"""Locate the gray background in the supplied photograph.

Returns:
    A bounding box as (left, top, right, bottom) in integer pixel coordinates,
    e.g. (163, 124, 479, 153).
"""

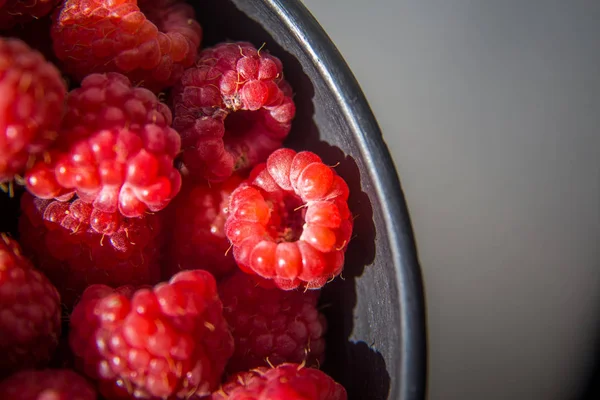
(300, 1, 600, 399)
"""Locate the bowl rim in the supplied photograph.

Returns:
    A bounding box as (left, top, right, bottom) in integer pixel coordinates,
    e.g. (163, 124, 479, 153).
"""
(262, 1, 428, 398)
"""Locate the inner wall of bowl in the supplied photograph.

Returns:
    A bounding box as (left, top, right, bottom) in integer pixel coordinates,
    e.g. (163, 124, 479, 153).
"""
(196, 1, 402, 399)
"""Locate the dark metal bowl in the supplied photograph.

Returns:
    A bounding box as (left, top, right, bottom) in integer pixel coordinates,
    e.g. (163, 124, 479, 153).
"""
(195, 1, 428, 399)
(0, 1, 427, 398)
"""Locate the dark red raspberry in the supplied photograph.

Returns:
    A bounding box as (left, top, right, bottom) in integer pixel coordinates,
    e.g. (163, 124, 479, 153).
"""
(24, 72, 182, 218)
(18, 192, 163, 308)
(0, 234, 61, 377)
(0, 38, 66, 184)
(69, 270, 234, 400)
(0, 368, 97, 400)
(212, 364, 347, 400)
(162, 174, 243, 281)
(224, 148, 353, 290)
(219, 271, 326, 374)
(171, 41, 296, 182)
(51, 0, 202, 92)
(0, 0, 60, 30)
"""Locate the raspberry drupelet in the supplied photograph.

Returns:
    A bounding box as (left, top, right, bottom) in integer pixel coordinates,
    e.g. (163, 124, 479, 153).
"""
(0, 0, 61, 30)
(212, 363, 347, 400)
(0, 234, 61, 377)
(69, 270, 234, 400)
(18, 192, 163, 308)
(171, 41, 296, 182)
(0, 368, 97, 400)
(162, 174, 243, 281)
(0, 38, 66, 184)
(24, 72, 182, 218)
(224, 148, 353, 290)
(51, 0, 203, 92)
(218, 271, 327, 374)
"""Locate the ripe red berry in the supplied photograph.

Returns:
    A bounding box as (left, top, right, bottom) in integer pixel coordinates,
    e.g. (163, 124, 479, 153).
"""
(171, 41, 296, 182)
(162, 175, 243, 281)
(0, 234, 61, 377)
(224, 148, 353, 290)
(0, 0, 60, 30)
(24, 72, 182, 218)
(51, 0, 202, 92)
(212, 363, 347, 400)
(18, 192, 163, 308)
(219, 271, 327, 374)
(0, 368, 97, 400)
(0, 38, 66, 184)
(69, 270, 234, 399)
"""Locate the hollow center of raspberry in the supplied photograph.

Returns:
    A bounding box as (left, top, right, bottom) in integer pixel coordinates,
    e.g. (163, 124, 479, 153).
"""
(266, 194, 306, 243)
(223, 110, 260, 170)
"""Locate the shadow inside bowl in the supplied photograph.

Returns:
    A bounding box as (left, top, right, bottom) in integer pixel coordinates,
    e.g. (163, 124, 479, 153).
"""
(195, 2, 387, 398)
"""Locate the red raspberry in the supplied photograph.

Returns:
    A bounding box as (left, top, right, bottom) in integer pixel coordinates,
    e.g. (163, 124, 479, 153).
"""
(0, 368, 96, 400)
(224, 148, 353, 290)
(171, 41, 296, 182)
(0, 234, 61, 377)
(24, 73, 182, 218)
(0, 38, 66, 184)
(18, 192, 163, 308)
(162, 174, 243, 281)
(0, 0, 60, 30)
(51, 0, 202, 92)
(69, 270, 234, 400)
(219, 272, 326, 374)
(212, 364, 347, 400)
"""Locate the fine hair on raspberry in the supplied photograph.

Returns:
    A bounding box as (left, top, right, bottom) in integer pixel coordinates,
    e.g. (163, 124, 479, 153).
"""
(212, 363, 347, 400)
(24, 72, 182, 218)
(51, 0, 203, 92)
(225, 148, 353, 290)
(171, 41, 296, 182)
(68, 270, 234, 399)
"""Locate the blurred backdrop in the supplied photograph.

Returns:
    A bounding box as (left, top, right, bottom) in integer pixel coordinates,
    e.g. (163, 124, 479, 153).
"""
(300, 1, 600, 399)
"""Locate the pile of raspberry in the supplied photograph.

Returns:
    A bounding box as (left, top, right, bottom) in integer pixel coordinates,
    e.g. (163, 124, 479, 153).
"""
(0, 1, 353, 399)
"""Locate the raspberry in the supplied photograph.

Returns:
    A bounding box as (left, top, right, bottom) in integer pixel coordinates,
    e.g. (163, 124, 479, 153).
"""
(0, 368, 96, 400)
(69, 270, 234, 399)
(0, 38, 66, 184)
(162, 174, 243, 281)
(219, 271, 326, 374)
(171, 41, 296, 182)
(224, 148, 353, 290)
(51, 0, 202, 92)
(0, 0, 60, 30)
(24, 72, 182, 218)
(212, 364, 347, 400)
(18, 192, 163, 308)
(0, 234, 61, 376)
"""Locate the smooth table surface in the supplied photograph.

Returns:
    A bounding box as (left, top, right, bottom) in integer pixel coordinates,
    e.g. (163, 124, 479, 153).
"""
(300, 1, 600, 399)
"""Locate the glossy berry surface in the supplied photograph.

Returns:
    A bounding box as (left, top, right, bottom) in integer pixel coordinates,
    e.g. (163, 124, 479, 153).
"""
(69, 270, 234, 399)
(0, 234, 61, 377)
(24, 72, 182, 218)
(225, 148, 353, 290)
(51, 0, 203, 92)
(219, 271, 327, 374)
(18, 192, 163, 308)
(212, 363, 347, 400)
(171, 41, 296, 182)
(0, 368, 97, 400)
(0, 37, 66, 184)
